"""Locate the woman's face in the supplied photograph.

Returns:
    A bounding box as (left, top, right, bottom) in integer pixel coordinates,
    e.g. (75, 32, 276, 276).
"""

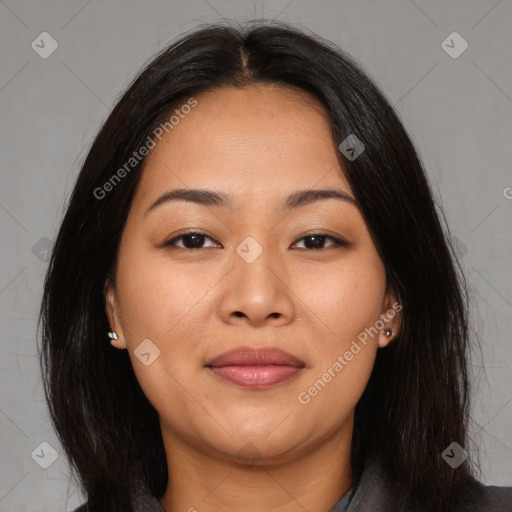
(105, 85, 400, 465)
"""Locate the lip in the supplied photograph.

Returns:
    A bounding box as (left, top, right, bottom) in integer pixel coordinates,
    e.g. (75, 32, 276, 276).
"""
(205, 346, 305, 389)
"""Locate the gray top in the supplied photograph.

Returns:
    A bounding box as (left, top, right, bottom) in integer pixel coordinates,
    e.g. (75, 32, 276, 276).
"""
(73, 458, 512, 511)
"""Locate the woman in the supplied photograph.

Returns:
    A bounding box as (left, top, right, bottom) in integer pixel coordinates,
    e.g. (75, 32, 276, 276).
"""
(39, 22, 512, 512)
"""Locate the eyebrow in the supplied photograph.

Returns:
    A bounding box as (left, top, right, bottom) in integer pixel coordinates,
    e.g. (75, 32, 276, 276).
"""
(144, 187, 357, 216)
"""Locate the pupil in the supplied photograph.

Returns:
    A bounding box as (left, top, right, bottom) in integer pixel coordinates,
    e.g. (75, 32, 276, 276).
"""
(184, 234, 204, 248)
(306, 235, 324, 249)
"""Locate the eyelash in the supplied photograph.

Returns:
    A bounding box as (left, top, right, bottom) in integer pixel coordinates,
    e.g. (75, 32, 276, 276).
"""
(161, 231, 349, 251)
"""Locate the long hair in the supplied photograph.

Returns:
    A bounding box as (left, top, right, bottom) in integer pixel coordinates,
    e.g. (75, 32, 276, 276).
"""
(39, 21, 474, 511)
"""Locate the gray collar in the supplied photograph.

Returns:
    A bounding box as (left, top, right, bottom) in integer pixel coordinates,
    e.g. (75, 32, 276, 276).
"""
(329, 458, 395, 511)
(129, 458, 387, 512)
(127, 458, 512, 512)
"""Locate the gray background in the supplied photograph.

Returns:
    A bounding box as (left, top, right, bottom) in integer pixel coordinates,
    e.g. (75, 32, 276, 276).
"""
(0, 0, 511, 510)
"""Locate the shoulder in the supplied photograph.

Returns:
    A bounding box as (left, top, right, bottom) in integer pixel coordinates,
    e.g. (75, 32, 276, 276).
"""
(455, 477, 512, 511)
(356, 459, 512, 512)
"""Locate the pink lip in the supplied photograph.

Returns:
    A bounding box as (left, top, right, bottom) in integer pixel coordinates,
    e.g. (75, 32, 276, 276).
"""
(205, 347, 305, 388)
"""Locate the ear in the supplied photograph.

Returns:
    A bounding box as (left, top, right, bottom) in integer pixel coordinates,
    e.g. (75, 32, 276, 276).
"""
(104, 277, 127, 350)
(378, 281, 402, 349)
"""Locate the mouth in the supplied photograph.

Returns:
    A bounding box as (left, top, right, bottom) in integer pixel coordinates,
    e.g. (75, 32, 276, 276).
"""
(205, 346, 305, 389)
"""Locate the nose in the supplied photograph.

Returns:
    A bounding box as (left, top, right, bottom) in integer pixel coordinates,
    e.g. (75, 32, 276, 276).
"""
(218, 240, 296, 328)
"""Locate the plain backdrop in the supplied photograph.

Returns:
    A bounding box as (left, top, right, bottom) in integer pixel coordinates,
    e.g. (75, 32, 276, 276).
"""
(0, 1, 511, 510)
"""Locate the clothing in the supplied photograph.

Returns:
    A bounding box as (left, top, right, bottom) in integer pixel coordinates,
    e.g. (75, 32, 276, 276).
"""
(73, 458, 512, 511)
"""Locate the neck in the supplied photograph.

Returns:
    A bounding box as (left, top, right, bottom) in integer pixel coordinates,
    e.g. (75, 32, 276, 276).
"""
(158, 415, 354, 512)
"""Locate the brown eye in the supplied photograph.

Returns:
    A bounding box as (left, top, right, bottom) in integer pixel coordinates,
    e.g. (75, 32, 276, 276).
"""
(163, 232, 220, 250)
(162, 231, 349, 251)
(292, 233, 349, 250)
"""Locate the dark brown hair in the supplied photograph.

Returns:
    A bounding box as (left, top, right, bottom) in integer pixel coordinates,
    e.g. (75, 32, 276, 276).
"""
(39, 21, 476, 512)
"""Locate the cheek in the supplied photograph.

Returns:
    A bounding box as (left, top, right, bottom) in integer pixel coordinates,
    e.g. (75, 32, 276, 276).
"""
(295, 259, 384, 419)
(115, 243, 209, 343)
(114, 242, 215, 402)
(114, 244, 205, 422)
(296, 344, 377, 431)
(300, 252, 386, 347)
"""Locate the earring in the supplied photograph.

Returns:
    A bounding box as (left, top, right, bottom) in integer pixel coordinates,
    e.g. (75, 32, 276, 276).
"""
(383, 328, 394, 337)
(108, 331, 118, 340)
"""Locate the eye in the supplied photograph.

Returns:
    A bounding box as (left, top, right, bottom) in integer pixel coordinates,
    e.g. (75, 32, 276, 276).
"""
(291, 232, 349, 250)
(161, 231, 349, 251)
(163, 231, 220, 250)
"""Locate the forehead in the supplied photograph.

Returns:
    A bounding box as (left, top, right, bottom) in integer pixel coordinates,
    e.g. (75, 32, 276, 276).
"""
(133, 85, 352, 211)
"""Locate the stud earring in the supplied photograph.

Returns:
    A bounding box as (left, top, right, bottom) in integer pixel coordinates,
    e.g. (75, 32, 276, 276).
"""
(383, 328, 394, 337)
(108, 331, 118, 340)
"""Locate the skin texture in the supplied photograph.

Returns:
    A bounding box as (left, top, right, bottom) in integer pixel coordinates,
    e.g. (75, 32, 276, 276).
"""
(104, 84, 401, 512)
